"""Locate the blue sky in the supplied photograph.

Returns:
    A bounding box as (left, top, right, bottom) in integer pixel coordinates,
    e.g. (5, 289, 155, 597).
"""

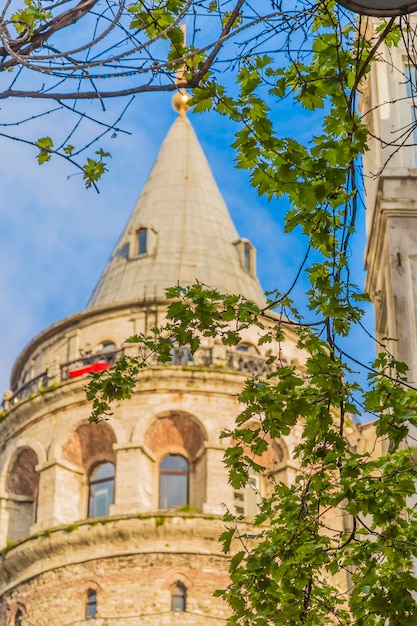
(0, 89, 376, 401)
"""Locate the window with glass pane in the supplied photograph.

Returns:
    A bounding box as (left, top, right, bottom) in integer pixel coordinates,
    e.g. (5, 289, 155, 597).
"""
(88, 462, 115, 517)
(137, 227, 147, 255)
(233, 475, 259, 517)
(244, 242, 251, 272)
(159, 455, 189, 509)
(236, 342, 258, 354)
(171, 583, 186, 611)
(406, 65, 417, 164)
(86, 590, 97, 619)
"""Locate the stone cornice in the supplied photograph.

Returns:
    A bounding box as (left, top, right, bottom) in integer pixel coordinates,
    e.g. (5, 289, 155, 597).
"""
(0, 514, 250, 596)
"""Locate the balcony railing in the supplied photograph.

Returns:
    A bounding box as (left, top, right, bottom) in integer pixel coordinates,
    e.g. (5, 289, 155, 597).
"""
(150, 346, 213, 368)
(4, 346, 274, 410)
(61, 349, 124, 380)
(226, 350, 275, 375)
(8, 372, 49, 406)
(6, 350, 124, 408)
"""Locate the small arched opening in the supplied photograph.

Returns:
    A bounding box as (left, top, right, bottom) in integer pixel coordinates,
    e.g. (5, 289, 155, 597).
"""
(95, 340, 117, 353)
(15, 608, 23, 626)
(236, 341, 259, 354)
(86, 589, 97, 619)
(171, 582, 186, 612)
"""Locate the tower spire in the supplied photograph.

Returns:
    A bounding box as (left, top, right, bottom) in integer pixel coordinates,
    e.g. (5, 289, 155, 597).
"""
(171, 24, 190, 116)
(87, 109, 265, 309)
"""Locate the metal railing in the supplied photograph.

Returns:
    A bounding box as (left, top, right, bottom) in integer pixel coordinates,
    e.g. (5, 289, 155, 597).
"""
(226, 350, 274, 375)
(5, 346, 275, 410)
(9, 371, 49, 406)
(150, 346, 213, 368)
(61, 349, 124, 380)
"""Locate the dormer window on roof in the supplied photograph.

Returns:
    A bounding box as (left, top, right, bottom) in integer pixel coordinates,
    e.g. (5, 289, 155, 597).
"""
(137, 227, 147, 255)
(244, 242, 251, 272)
(234, 239, 256, 276)
(128, 226, 157, 260)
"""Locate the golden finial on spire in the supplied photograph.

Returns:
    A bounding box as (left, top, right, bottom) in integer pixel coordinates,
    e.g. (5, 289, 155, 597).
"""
(172, 24, 190, 116)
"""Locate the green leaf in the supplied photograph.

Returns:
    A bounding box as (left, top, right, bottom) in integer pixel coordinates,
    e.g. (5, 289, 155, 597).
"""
(36, 136, 53, 165)
(82, 158, 107, 188)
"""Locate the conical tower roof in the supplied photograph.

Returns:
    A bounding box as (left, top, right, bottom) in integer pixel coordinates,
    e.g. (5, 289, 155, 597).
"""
(87, 110, 266, 309)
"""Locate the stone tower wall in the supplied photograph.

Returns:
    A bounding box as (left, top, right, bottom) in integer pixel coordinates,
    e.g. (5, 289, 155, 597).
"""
(0, 516, 237, 625)
(0, 302, 301, 624)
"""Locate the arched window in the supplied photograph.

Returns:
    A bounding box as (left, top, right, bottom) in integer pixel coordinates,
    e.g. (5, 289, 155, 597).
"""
(6, 448, 39, 542)
(159, 455, 189, 509)
(171, 583, 186, 612)
(88, 462, 115, 518)
(86, 590, 97, 619)
(15, 609, 23, 626)
(95, 341, 117, 353)
(236, 342, 259, 354)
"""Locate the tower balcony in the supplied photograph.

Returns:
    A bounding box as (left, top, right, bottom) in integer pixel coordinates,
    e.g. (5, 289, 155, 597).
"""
(2, 345, 278, 411)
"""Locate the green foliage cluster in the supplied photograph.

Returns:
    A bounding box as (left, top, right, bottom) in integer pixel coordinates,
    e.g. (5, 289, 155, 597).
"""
(129, 0, 187, 61)
(35, 138, 110, 190)
(11, 0, 51, 36)
(86, 1, 417, 624)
